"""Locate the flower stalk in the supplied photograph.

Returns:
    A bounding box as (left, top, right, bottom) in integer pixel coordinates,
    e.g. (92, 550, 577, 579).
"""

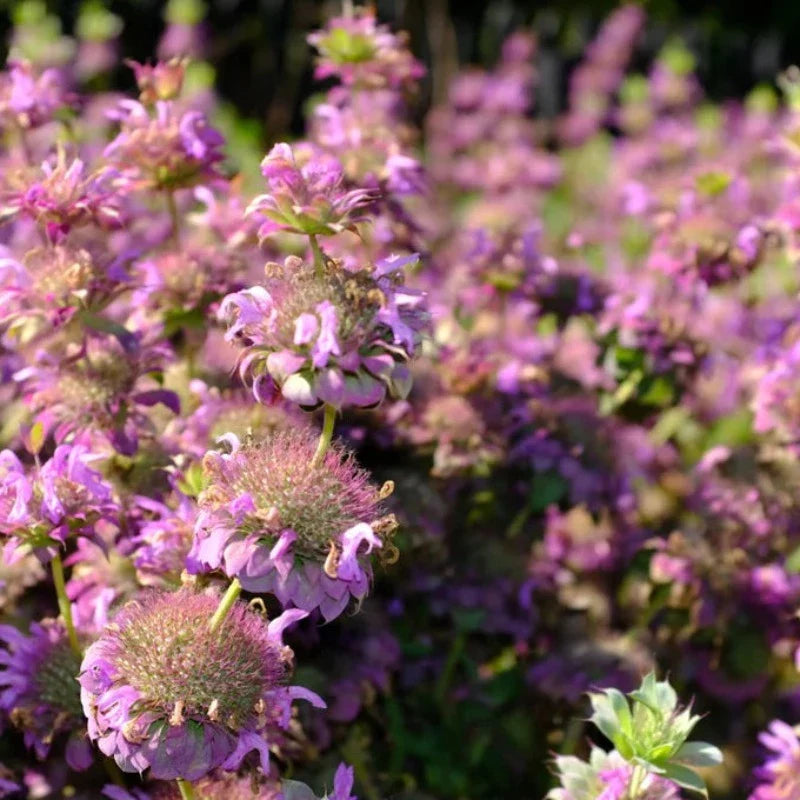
(208, 577, 242, 633)
(311, 403, 337, 467)
(50, 553, 81, 657)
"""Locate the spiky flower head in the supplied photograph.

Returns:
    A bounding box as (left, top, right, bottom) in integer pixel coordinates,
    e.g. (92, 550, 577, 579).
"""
(127, 57, 188, 105)
(104, 64, 224, 191)
(80, 588, 324, 781)
(547, 748, 679, 800)
(0, 244, 118, 345)
(246, 142, 373, 239)
(0, 619, 92, 770)
(219, 252, 425, 408)
(0, 60, 71, 130)
(307, 8, 424, 90)
(189, 428, 396, 621)
(0, 442, 117, 562)
(18, 332, 179, 455)
(589, 673, 722, 796)
(2, 152, 125, 243)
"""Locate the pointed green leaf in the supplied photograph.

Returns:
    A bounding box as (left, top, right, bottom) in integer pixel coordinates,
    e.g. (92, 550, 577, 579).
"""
(589, 691, 623, 747)
(662, 762, 708, 797)
(675, 741, 723, 767)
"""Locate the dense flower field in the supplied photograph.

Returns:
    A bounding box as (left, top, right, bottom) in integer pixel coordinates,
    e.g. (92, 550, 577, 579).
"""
(3, 2, 800, 799)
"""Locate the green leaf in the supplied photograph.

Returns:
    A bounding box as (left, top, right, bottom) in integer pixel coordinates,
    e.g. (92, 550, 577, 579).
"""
(79, 311, 138, 354)
(588, 691, 624, 748)
(675, 741, 723, 767)
(662, 762, 708, 796)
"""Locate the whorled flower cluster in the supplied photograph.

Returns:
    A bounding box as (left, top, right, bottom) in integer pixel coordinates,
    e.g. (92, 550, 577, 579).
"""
(80, 589, 324, 780)
(219, 251, 425, 408)
(190, 428, 396, 620)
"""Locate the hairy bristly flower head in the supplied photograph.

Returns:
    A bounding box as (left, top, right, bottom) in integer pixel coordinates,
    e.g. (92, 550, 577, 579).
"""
(0, 619, 91, 770)
(80, 588, 323, 781)
(189, 427, 396, 620)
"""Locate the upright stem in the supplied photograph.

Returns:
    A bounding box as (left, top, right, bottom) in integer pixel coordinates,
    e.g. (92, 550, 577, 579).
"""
(626, 764, 645, 800)
(176, 779, 196, 800)
(309, 234, 324, 277)
(208, 578, 242, 633)
(51, 553, 81, 657)
(165, 188, 181, 247)
(311, 404, 336, 467)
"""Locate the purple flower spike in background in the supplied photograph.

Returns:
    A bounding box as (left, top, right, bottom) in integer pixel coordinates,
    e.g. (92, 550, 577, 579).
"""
(80, 588, 324, 781)
(190, 428, 396, 620)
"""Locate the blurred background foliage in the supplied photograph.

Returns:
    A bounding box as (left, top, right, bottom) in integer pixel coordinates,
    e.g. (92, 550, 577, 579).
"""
(0, 0, 797, 143)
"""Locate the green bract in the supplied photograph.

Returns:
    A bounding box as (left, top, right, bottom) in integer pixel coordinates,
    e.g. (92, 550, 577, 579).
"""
(588, 672, 723, 796)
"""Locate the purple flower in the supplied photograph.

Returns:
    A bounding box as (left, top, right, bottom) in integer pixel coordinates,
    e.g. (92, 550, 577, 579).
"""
(750, 720, 800, 800)
(0, 443, 117, 562)
(548, 749, 680, 800)
(307, 9, 424, 90)
(17, 331, 178, 455)
(0, 61, 71, 130)
(80, 588, 324, 781)
(104, 68, 223, 191)
(126, 58, 188, 105)
(284, 763, 358, 800)
(246, 143, 373, 239)
(188, 428, 396, 620)
(2, 153, 125, 242)
(128, 494, 196, 586)
(219, 253, 426, 409)
(0, 619, 90, 769)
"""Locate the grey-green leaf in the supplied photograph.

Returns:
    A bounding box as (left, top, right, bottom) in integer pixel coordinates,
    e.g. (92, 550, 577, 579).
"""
(662, 762, 709, 797)
(675, 741, 723, 767)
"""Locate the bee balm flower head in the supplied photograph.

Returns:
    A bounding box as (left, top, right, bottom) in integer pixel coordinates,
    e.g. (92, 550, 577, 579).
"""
(219, 252, 425, 409)
(189, 428, 397, 620)
(79, 588, 323, 781)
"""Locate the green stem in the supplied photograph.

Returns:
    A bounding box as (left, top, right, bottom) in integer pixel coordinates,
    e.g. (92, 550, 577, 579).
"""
(208, 578, 242, 633)
(165, 189, 181, 247)
(626, 764, 646, 800)
(309, 234, 324, 277)
(311, 404, 336, 467)
(176, 779, 196, 800)
(51, 553, 81, 657)
(434, 630, 466, 708)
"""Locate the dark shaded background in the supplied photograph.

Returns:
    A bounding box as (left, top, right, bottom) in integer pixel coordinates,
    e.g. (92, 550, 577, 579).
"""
(4, 0, 800, 141)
